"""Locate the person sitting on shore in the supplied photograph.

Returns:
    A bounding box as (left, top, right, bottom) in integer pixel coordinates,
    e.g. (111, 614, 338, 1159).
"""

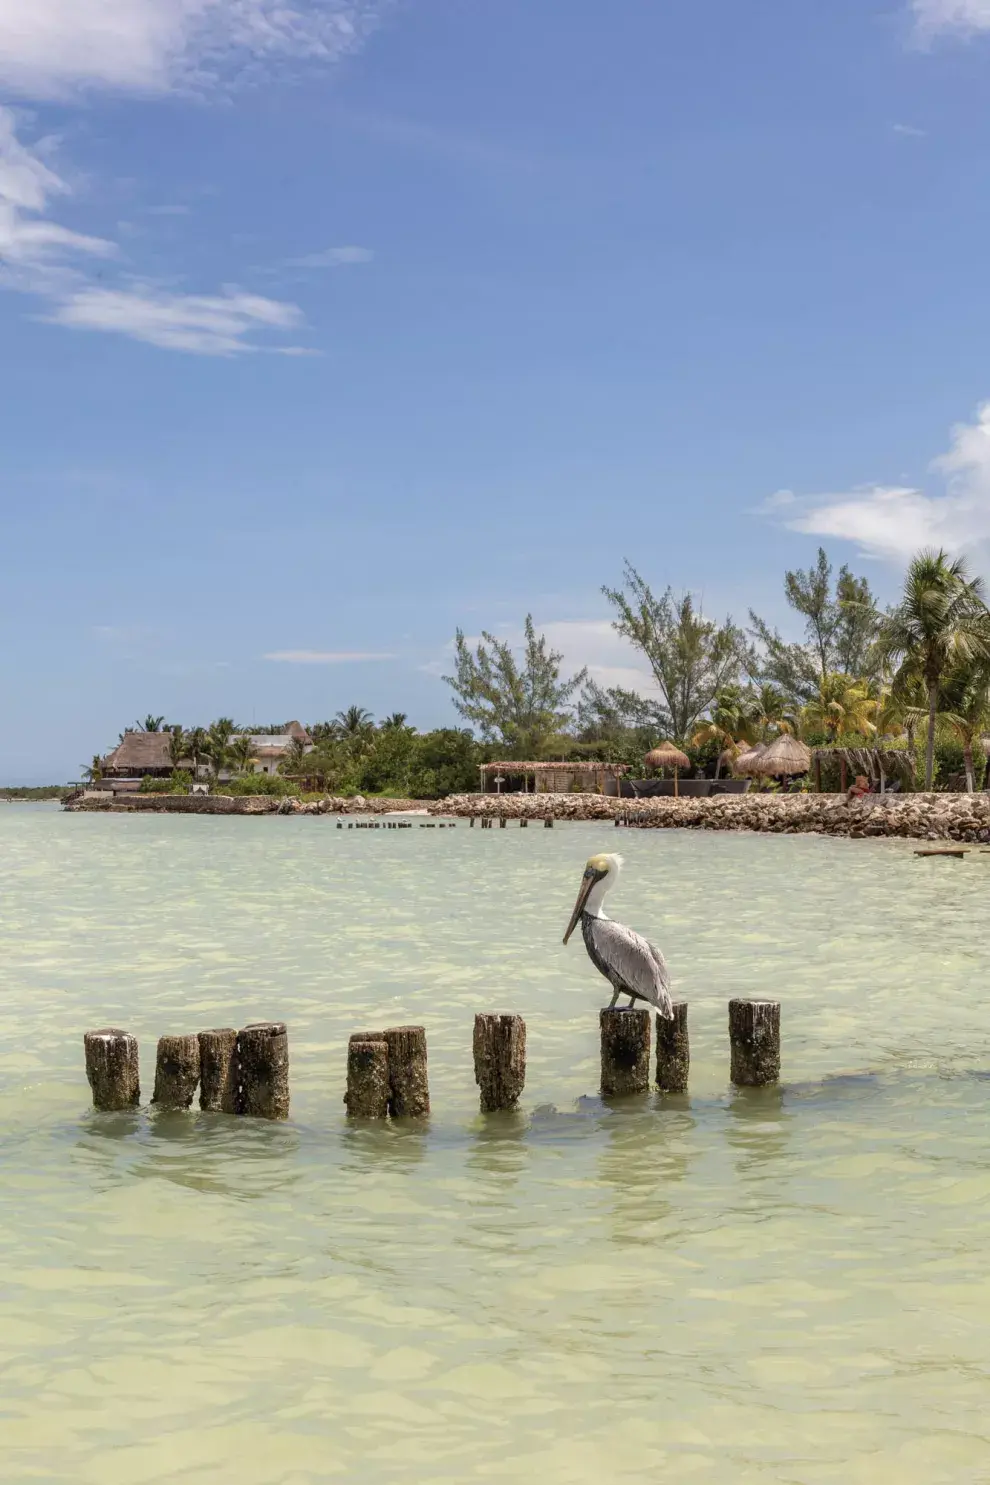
(846, 775, 870, 803)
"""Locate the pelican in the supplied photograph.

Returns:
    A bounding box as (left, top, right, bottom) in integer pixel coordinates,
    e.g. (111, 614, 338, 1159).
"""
(563, 853, 673, 1016)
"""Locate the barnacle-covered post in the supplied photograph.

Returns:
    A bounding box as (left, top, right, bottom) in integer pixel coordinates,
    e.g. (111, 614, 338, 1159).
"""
(600, 1008, 651, 1096)
(198, 1028, 238, 1113)
(656, 1002, 689, 1093)
(729, 1000, 780, 1087)
(152, 1034, 200, 1110)
(345, 1032, 390, 1119)
(84, 1028, 140, 1111)
(384, 1025, 430, 1118)
(237, 1021, 290, 1120)
(473, 1014, 526, 1113)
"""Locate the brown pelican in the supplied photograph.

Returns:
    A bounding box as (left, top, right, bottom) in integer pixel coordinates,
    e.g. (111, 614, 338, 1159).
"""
(563, 853, 673, 1016)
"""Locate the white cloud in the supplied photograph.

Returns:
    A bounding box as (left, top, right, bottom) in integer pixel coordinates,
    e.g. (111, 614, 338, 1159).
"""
(264, 650, 397, 663)
(0, 0, 388, 101)
(0, 108, 114, 282)
(760, 401, 990, 563)
(0, 109, 304, 354)
(912, 0, 990, 36)
(892, 122, 927, 137)
(286, 244, 373, 268)
(50, 283, 304, 354)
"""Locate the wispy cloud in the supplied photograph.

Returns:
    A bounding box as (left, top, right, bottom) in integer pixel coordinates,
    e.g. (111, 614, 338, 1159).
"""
(758, 401, 990, 562)
(0, 0, 391, 101)
(0, 108, 305, 354)
(286, 244, 373, 268)
(892, 122, 927, 137)
(912, 0, 990, 37)
(264, 650, 397, 663)
(50, 284, 304, 354)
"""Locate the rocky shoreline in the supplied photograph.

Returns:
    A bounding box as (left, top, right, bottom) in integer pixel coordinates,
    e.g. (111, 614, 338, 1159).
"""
(64, 788, 990, 840)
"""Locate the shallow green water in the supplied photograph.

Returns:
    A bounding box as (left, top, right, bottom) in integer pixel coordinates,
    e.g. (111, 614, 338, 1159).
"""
(2, 805, 990, 1483)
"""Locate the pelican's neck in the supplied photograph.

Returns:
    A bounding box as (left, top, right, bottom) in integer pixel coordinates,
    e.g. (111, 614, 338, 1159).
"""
(584, 874, 613, 919)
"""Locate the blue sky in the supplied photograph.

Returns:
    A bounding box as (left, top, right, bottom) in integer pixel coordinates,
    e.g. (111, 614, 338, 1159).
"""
(3, 0, 990, 781)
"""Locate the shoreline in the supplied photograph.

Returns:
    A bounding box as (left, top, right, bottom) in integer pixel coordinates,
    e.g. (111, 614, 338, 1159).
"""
(63, 788, 990, 840)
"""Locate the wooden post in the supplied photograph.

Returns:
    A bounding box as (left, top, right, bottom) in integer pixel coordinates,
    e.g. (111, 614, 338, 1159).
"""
(470, 816, 475, 827)
(729, 1000, 780, 1087)
(520, 818, 528, 828)
(600, 1008, 651, 1096)
(840, 757, 848, 794)
(473, 1014, 526, 1112)
(236, 1022, 290, 1119)
(384, 1025, 430, 1117)
(544, 817, 553, 828)
(345, 1032, 390, 1118)
(674, 767, 679, 798)
(500, 815, 506, 828)
(84, 1028, 140, 1111)
(152, 1034, 200, 1110)
(656, 1003, 689, 1093)
(198, 1028, 238, 1112)
(814, 755, 822, 793)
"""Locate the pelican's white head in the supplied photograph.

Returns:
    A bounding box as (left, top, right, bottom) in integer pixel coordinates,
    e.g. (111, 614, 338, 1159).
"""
(563, 853, 624, 944)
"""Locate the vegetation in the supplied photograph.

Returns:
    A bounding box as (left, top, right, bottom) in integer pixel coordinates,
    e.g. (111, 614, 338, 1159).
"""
(83, 544, 990, 800)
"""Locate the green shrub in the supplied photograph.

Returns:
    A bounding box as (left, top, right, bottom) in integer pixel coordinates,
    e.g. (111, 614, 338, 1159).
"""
(221, 773, 300, 797)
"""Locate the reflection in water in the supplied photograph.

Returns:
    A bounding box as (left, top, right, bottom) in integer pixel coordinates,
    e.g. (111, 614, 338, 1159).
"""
(2, 810, 990, 1482)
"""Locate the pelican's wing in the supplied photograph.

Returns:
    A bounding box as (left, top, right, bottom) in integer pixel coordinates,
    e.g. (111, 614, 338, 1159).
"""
(590, 918, 673, 1017)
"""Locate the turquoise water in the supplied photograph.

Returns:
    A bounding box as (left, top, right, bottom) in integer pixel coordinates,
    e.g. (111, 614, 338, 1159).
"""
(2, 805, 990, 1483)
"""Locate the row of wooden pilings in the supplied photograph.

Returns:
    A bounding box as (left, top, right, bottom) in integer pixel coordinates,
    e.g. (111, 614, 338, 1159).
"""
(84, 1000, 781, 1118)
(471, 817, 555, 828)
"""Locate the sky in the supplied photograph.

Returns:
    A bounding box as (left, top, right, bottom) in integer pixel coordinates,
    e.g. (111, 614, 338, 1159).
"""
(4, 0, 990, 780)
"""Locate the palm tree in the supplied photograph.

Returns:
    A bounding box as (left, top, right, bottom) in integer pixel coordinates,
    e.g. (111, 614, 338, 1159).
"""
(186, 727, 208, 774)
(878, 550, 990, 788)
(228, 735, 256, 774)
(691, 686, 756, 777)
(81, 755, 103, 783)
(168, 726, 187, 767)
(336, 705, 374, 737)
(802, 673, 877, 742)
(380, 712, 410, 731)
(137, 714, 166, 732)
(939, 661, 990, 792)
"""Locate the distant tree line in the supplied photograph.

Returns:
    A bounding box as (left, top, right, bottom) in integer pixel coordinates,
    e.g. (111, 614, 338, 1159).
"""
(84, 547, 990, 796)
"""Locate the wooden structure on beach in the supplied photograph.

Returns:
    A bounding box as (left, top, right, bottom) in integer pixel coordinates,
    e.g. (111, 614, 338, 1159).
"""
(478, 761, 631, 795)
(810, 745, 914, 794)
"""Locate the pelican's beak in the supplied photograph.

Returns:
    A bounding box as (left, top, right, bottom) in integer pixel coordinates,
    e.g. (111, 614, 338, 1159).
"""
(563, 869, 598, 945)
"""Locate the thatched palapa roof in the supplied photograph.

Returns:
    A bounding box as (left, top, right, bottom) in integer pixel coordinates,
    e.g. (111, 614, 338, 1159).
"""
(731, 744, 766, 776)
(645, 744, 690, 770)
(810, 744, 915, 783)
(754, 735, 812, 777)
(103, 731, 173, 774)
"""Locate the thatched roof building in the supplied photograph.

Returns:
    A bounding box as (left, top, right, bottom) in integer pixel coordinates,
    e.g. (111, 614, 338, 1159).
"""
(754, 735, 812, 777)
(102, 731, 174, 777)
(644, 745, 690, 771)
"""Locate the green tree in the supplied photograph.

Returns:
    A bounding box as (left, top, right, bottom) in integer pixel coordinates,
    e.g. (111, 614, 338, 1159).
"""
(81, 755, 103, 783)
(136, 714, 166, 732)
(168, 726, 187, 767)
(802, 674, 877, 742)
(381, 712, 410, 731)
(443, 615, 587, 755)
(334, 706, 375, 740)
(228, 735, 256, 774)
(749, 548, 881, 702)
(878, 550, 990, 789)
(602, 565, 746, 744)
(938, 661, 990, 793)
(186, 727, 208, 773)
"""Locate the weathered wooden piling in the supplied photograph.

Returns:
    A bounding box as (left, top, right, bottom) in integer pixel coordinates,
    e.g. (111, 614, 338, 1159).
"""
(544, 817, 553, 828)
(236, 1021, 290, 1119)
(344, 1032, 390, 1118)
(600, 1008, 651, 1096)
(728, 999, 780, 1087)
(470, 817, 475, 827)
(84, 1028, 140, 1111)
(384, 1025, 430, 1117)
(499, 816, 506, 828)
(655, 1003, 689, 1093)
(473, 1014, 526, 1112)
(198, 1028, 238, 1113)
(520, 818, 528, 828)
(152, 1034, 200, 1110)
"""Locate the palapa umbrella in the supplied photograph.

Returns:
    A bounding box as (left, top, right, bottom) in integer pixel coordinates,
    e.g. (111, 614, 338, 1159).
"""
(752, 734, 812, 780)
(645, 743, 691, 797)
(731, 744, 766, 777)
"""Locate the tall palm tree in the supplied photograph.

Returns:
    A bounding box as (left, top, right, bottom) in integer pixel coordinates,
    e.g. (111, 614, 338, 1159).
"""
(137, 715, 166, 732)
(878, 550, 990, 788)
(380, 712, 409, 731)
(336, 705, 374, 736)
(186, 727, 208, 774)
(939, 661, 990, 793)
(81, 755, 103, 783)
(691, 686, 756, 777)
(168, 726, 187, 767)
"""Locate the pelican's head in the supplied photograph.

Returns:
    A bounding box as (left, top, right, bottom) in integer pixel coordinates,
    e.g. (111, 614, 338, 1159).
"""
(563, 853, 623, 944)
